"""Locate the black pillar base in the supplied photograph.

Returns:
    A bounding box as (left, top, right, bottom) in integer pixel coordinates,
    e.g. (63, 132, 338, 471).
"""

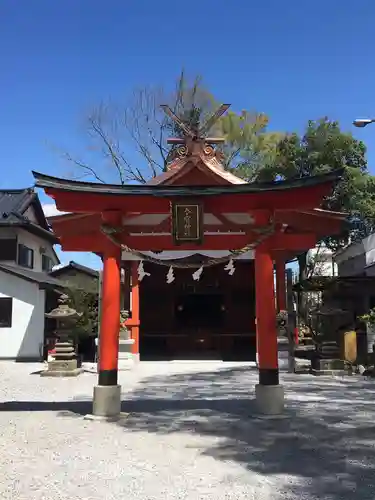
(259, 368, 279, 386)
(98, 369, 118, 386)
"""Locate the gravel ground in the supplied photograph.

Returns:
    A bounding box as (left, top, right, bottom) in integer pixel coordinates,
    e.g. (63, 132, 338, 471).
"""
(1, 360, 375, 500)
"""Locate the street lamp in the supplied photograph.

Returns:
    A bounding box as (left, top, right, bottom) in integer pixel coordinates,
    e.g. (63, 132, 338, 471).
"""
(353, 118, 375, 128)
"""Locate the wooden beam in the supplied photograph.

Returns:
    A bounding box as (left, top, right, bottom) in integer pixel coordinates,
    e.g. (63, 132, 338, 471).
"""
(60, 233, 253, 252)
(59, 233, 110, 252)
(274, 209, 344, 234)
(45, 181, 337, 215)
(119, 234, 253, 251)
(51, 210, 274, 239)
(250, 210, 272, 226)
(45, 189, 171, 214)
(52, 216, 256, 240)
(58, 225, 317, 255)
(210, 211, 251, 233)
(123, 216, 171, 235)
(260, 232, 317, 252)
(50, 213, 102, 237)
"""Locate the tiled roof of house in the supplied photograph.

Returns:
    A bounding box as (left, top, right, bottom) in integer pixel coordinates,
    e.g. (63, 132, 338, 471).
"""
(0, 187, 58, 245)
(50, 260, 99, 279)
(0, 188, 35, 223)
(0, 263, 66, 289)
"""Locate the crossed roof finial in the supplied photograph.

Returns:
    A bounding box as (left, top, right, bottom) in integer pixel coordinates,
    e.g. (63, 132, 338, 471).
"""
(160, 104, 230, 146)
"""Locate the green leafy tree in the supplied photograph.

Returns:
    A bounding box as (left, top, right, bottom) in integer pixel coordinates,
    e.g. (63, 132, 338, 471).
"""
(220, 110, 282, 176)
(231, 117, 375, 280)
(66, 288, 99, 339)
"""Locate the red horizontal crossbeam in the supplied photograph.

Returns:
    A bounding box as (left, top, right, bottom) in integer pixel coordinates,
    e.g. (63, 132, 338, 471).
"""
(45, 182, 335, 215)
(59, 230, 317, 253)
(119, 234, 251, 251)
(52, 218, 256, 239)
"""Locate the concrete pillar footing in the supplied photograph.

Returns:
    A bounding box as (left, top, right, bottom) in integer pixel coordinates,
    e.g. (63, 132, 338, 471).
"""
(92, 384, 121, 418)
(83, 413, 127, 423)
(255, 384, 285, 415)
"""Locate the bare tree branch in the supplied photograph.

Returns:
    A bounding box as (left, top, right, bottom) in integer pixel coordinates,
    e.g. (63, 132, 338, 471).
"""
(58, 71, 248, 184)
(60, 151, 106, 184)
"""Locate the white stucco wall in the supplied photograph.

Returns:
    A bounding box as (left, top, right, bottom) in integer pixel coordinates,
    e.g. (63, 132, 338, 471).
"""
(0, 270, 45, 359)
(0, 227, 58, 272)
(17, 228, 58, 272)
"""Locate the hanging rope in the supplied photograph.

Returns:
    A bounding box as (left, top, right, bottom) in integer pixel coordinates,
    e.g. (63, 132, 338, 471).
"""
(100, 223, 275, 269)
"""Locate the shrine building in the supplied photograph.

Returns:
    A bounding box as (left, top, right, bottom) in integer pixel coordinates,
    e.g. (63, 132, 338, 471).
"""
(33, 104, 346, 417)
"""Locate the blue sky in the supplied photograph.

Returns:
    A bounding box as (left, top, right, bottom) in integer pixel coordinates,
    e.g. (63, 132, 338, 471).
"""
(1, 0, 375, 269)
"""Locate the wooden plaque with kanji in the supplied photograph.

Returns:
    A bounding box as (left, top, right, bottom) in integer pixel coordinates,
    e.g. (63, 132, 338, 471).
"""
(172, 201, 203, 245)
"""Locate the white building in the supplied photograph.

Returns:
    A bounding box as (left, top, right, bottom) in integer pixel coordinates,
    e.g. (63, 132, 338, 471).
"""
(0, 188, 62, 360)
(306, 243, 337, 277)
(334, 233, 375, 277)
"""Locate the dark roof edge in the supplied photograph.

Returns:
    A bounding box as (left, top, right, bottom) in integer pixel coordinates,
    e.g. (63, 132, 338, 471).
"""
(0, 188, 33, 194)
(14, 189, 35, 214)
(50, 260, 99, 278)
(32, 169, 344, 196)
(0, 264, 66, 289)
(29, 191, 52, 231)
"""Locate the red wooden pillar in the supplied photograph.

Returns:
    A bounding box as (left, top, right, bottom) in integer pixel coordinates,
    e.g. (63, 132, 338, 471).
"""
(98, 242, 121, 386)
(131, 261, 140, 357)
(255, 249, 279, 386)
(275, 260, 287, 312)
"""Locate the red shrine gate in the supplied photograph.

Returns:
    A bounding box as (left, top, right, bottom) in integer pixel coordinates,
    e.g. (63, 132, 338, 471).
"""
(34, 104, 346, 417)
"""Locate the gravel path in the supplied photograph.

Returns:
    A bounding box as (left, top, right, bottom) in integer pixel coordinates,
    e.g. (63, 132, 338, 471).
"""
(1, 360, 375, 500)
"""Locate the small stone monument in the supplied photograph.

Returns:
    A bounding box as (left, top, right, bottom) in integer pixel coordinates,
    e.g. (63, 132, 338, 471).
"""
(118, 310, 135, 370)
(41, 294, 83, 377)
(310, 306, 350, 376)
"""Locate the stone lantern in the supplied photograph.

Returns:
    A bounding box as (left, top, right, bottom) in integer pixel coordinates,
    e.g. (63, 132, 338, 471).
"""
(41, 294, 83, 377)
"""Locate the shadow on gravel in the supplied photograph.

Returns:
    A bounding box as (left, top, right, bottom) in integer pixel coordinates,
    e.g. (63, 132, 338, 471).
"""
(0, 400, 92, 415)
(117, 366, 375, 500)
(2, 364, 375, 499)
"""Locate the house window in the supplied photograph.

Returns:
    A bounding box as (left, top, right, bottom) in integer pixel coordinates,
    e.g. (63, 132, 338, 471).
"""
(17, 244, 34, 269)
(0, 239, 17, 261)
(0, 297, 12, 328)
(42, 254, 53, 272)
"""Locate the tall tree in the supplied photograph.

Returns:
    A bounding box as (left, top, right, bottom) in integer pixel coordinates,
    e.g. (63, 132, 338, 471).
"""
(62, 71, 220, 184)
(237, 117, 375, 280)
(220, 110, 273, 172)
(222, 110, 285, 181)
(61, 71, 276, 184)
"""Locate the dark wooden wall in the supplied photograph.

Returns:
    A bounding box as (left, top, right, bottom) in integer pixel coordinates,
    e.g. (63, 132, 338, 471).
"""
(138, 260, 256, 358)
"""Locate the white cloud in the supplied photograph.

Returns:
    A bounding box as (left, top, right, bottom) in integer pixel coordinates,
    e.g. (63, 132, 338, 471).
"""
(42, 203, 67, 217)
(51, 262, 68, 271)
